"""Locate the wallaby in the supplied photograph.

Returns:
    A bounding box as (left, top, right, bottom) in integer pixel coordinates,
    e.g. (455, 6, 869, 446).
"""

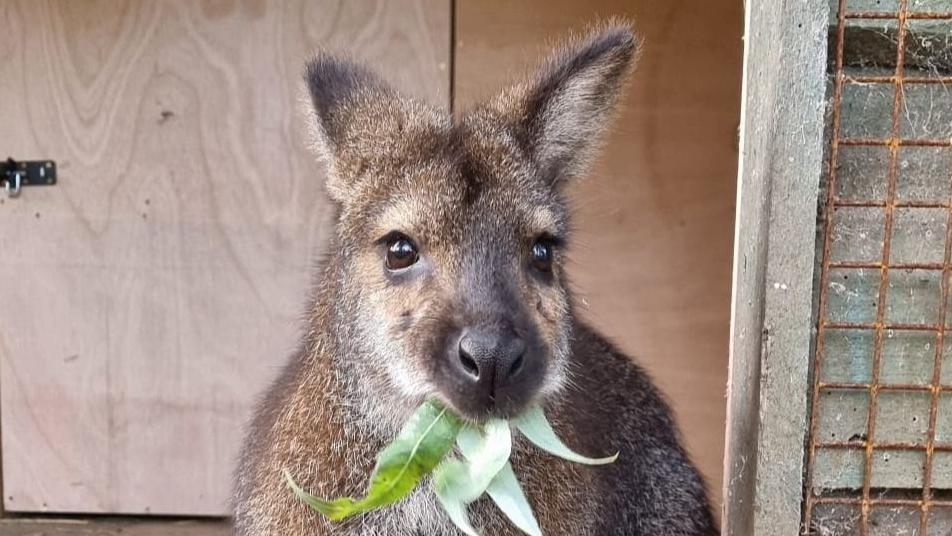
(234, 23, 718, 536)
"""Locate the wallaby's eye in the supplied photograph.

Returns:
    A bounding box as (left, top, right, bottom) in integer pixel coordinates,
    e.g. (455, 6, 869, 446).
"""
(385, 234, 419, 271)
(531, 238, 554, 272)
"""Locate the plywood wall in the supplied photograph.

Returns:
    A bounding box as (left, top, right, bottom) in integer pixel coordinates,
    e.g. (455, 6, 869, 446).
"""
(454, 0, 743, 506)
(0, 0, 449, 515)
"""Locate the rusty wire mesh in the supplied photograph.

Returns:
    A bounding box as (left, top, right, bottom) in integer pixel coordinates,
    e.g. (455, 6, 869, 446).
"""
(804, 0, 952, 534)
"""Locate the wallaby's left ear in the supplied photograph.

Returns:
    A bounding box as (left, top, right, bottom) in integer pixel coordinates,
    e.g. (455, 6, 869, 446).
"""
(501, 23, 639, 186)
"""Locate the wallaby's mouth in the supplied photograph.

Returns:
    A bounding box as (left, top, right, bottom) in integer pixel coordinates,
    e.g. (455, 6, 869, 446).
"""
(431, 326, 548, 421)
(436, 390, 543, 422)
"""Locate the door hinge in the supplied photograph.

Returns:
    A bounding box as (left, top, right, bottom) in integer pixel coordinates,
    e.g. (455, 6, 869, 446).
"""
(2, 158, 57, 198)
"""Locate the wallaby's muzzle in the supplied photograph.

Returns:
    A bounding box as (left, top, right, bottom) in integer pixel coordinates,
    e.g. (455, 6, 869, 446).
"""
(435, 315, 547, 419)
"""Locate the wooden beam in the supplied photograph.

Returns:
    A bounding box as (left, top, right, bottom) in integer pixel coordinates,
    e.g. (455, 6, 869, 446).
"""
(723, 0, 828, 534)
(0, 518, 229, 536)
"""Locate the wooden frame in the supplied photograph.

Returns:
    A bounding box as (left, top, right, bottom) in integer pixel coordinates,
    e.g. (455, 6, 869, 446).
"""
(0, 517, 229, 535)
(723, 0, 828, 534)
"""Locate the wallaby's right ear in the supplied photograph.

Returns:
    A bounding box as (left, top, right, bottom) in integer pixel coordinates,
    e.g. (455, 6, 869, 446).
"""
(304, 55, 395, 202)
(494, 23, 639, 188)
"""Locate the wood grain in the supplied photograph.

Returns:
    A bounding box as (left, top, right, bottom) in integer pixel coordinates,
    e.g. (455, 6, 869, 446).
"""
(0, 0, 449, 516)
(0, 517, 229, 536)
(454, 0, 743, 509)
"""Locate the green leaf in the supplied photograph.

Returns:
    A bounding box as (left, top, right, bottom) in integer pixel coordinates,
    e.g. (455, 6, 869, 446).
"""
(285, 400, 463, 520)
(436, 425, 542, 536)
(452, 419, 512, 501)
(511, 405, 617, 465)
(283, 469, 356, 519)
(433, 458, 481, 536)
(431, 419, 510, 504)
(431, 419, 510, 536)
(484, 462, 542, 536)
(453, 421, 540, 536)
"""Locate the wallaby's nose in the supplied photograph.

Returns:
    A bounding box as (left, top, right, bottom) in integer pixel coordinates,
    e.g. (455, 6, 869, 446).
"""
(457, 329, 528, 395)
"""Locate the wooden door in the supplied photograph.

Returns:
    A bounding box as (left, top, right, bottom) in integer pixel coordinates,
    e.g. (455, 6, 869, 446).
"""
(0, 0, 449, 516)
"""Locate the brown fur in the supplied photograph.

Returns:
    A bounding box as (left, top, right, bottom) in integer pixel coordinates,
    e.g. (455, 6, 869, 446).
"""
(234, 22, 718, 535)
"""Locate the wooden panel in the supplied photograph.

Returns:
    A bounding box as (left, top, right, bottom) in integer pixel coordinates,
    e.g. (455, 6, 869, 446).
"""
(0, 0, 449, 515)
(454, 0, 742, 509)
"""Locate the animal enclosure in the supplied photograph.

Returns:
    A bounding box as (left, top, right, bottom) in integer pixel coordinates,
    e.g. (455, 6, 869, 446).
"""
(726, 0, 952, 534)
(805, 0, 952, 534)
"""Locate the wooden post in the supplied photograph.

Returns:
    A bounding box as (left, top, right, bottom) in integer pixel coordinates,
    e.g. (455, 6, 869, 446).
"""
(723, 0, 828, 534)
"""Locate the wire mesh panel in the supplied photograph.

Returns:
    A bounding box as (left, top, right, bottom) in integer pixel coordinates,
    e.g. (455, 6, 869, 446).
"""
(804, 0, 952, 534)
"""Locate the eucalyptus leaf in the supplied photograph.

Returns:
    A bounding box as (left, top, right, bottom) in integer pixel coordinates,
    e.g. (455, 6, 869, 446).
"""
(433, 458, 481, 536)
(285, 400, 462, 520)
(431, 420, 510, 536)
(431, 419, 510, 504)
(433, 460, 543, 536)
(287, 400, 617, 535)
(442, 419, 544, 536)
(452, 419, 512, 501)
(484, 462, 542, 536)
(512, 405, 617, 465)
(284, 469, 356, 519)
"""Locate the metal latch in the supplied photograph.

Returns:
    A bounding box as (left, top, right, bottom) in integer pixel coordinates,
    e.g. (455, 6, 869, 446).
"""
(1, 158, 57, 198)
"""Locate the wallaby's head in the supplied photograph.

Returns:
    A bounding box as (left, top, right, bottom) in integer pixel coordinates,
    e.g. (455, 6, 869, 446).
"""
(306, 24, 637, 421)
